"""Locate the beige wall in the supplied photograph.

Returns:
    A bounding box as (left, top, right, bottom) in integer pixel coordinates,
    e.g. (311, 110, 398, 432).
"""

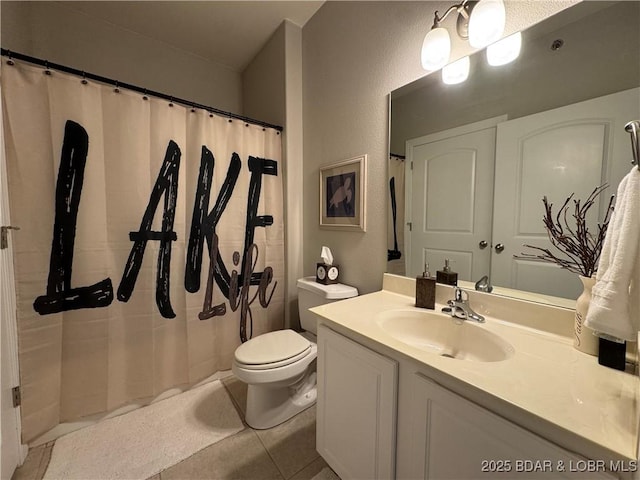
(1, 1, 32, 53)
(1, 1, 242, 113)
(302, 1, 578, 295)
(243, 21, 304, 329)
(281, 22, 305, 330)
(243, 23, 286, 126)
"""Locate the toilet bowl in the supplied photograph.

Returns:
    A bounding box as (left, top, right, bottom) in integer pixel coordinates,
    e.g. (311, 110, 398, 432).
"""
(232, 277, 358, 429)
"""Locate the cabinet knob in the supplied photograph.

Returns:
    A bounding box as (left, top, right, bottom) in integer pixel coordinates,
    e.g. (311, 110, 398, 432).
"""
(494, 243, 505, 253)
(479, 240, 488, 249)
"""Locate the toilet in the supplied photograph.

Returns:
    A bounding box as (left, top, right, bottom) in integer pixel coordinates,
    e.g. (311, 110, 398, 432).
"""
(232, 276, 358, 429)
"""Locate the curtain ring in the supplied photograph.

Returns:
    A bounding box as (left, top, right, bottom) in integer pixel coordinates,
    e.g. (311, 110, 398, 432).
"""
(44, 61, 52, 75)
(81, 72, 88, 85)
(6, 51, 14, 66)
(142, 89, 148, 101)
(208, 111, 213, 118)
(114, 81, 120, 93)
(169, 97, 174, 107)
(191, 106, 196, 113)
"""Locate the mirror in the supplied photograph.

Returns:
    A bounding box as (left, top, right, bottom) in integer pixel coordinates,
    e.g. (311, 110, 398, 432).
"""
(389, 0, 640, 307)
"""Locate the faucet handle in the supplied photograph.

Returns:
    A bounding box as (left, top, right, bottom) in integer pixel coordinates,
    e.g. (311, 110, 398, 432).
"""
(454, 287, 466, 302)
(474, 275, 493, 293)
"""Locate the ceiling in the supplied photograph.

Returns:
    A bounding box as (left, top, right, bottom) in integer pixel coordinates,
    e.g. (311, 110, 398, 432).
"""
(58, 1, 325, 72)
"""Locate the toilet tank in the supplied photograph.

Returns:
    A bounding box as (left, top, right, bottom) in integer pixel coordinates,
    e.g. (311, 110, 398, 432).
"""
(297, 277, 358, 334)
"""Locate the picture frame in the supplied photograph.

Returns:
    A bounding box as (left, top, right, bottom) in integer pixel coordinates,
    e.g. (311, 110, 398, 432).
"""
(319, 154, 367, 232)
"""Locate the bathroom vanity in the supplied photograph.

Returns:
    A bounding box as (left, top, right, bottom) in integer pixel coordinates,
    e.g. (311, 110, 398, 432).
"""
(311, 274, 639, 480)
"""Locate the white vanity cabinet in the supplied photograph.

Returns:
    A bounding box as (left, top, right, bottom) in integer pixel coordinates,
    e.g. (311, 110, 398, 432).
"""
(316, 324, 398, 480)
(317, 323, 622, 480)
(398, 372, 616, 479)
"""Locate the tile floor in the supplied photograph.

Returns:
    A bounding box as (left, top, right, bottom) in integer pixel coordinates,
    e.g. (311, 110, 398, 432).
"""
(12, 375, 334, 480)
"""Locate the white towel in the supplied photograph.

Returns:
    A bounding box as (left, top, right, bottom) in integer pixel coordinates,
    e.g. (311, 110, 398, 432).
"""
(585, 167, 640, 341)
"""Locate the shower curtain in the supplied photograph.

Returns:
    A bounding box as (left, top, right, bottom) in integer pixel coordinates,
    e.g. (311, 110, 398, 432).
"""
(387, 155, 405, 276)
(1, 61, 284, 443)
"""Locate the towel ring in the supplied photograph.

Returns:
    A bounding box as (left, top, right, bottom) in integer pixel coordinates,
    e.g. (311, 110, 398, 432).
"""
(625, 120, 640, 170)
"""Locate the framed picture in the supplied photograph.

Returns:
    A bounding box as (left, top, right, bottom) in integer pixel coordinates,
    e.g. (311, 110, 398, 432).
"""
(319, 155, 367, 232)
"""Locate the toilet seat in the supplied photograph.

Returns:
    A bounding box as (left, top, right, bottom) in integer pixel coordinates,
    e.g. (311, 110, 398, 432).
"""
(234, 329, 312, 370)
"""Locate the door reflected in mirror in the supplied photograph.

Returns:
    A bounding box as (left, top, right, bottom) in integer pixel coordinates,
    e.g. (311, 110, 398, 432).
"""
(388, 0, 640, 306)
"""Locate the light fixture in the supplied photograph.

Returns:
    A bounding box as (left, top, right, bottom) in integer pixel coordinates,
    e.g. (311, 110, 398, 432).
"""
(421, 27, 451, 71)
(486, 31, 521, 66)
(469, 0, 506, 48)
(420, 0, 507, 73)
(442, 56, 470, 84)
(420, 1, 475, 71)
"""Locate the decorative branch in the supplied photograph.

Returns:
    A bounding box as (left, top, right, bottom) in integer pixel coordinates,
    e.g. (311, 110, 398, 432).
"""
(516, 185, 614, 278)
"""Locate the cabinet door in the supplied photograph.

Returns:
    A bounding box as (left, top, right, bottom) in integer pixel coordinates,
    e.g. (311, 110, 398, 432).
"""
(317, 325, 398, 480)
(407, 374, 615, 479)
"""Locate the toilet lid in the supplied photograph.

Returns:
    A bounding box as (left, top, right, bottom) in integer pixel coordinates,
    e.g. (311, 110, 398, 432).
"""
(234, 329, 311, 366)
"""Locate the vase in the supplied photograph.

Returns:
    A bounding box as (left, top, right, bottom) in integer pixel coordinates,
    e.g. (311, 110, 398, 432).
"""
(574, 275, 598, 355)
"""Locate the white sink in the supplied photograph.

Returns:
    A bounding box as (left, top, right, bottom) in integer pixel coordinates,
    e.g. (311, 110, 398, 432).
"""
(375, 309, 515, 362)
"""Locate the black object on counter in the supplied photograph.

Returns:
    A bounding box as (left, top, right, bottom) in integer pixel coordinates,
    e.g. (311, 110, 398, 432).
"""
(598, 337, 626, 371)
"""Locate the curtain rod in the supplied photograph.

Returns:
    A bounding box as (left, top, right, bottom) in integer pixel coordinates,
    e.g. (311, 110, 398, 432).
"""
(1, 48, 284, 133)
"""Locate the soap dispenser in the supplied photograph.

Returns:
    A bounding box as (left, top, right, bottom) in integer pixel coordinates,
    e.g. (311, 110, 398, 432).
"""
(436, 259, 458, 286)
(415, 263, 436, 310)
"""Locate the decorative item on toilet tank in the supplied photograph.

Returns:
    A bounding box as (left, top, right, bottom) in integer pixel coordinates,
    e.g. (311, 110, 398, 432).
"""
(316, 246, 339, 285)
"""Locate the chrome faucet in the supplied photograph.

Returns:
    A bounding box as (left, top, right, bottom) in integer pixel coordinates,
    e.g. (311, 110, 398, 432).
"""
(474, 275, 493, 293)
(443, 287, 485, 323)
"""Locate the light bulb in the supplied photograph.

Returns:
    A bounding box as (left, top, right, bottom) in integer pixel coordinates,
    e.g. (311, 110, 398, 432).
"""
(487, 32, 522, 66)
(469, 0, 506, 48)
(442, 56, 470, 85)
(421, 27, 451, 71)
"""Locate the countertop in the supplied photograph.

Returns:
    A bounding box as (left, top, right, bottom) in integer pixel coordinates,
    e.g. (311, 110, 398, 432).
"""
(310, 287, 639, 463)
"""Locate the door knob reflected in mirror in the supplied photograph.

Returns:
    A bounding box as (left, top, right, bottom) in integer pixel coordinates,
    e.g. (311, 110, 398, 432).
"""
(495, 243, 505, 253)
(478, 240, 488, 249)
